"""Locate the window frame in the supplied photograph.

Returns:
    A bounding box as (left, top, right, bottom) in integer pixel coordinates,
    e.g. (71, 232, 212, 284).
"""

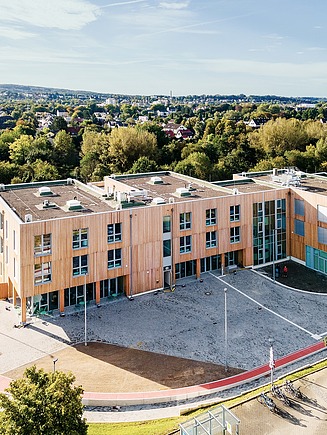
(108, 248, 122, 269)
(206, 231, 217, 249)
(230, 205, 240, 222)
(72, 254, 88, 276)
(34, 261, 52, 285)
(107, 223, 122, 243)
(180, 212, 192, 230)
(230, 226, 241, 244)
(72, 228, 88, 250)
(34, 233, 52, 256)
(206, 208, 217, 226)
(180, 235, 192, 253)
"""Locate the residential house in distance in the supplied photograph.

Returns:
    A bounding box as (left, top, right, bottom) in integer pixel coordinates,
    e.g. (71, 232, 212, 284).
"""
(1, 168, 327, 323)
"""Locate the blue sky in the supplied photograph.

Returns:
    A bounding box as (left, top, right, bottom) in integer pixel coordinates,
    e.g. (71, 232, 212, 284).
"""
(0, 0, 327, 97)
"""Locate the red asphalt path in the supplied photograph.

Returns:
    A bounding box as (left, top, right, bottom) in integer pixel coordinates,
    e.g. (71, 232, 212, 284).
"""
(0, 341, 325, 406)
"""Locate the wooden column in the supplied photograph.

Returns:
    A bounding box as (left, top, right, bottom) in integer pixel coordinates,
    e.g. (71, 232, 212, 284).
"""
(59, 288, 65, 313)
(21, 296, 26, 323)
(95, 281, 100, 304)
(196, 258, 201, 279)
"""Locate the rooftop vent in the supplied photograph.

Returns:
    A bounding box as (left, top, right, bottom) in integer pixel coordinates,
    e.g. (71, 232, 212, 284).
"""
(66, 199, 83, 210)
(152, 197, 166, 205)
(25, 214, 32, 222)
(176, 187, 191, 197)
(0, 184, 5, 192)
(150, 176, 163, 184)
(67, 178, 73, 185)
(38, 186, 53, 196)
(232, 188, 239, 195)
(42, 199, 56, 209)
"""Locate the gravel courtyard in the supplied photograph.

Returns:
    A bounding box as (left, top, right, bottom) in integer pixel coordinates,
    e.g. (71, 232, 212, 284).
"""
(1, 269, 327, 382)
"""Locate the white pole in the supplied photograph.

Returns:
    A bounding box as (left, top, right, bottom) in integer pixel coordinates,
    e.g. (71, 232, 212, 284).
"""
(272, 230, 276, 282)
(224, 288, 228, 373)
(84, 272, 87, 346)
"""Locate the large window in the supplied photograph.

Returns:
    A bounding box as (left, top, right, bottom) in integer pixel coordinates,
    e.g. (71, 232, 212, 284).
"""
(175, 260, 196, 279)
(200, 255, 221, 273)
(180, 212, 191, 230)
(100, 276, 124, 298)
(163, 240, 171, 257)
(108, 248, 122, 269)
(180, 235, 192, 253)
(318, 227, 327, 244)
(230, 227, 240, 244)
(163, 216, 171, 233)
(206, 231, 217, 248)
(34, 261, 51, 285)
(72, 254, 88, 276)
(73, 228, 88, 249)
(206, 208, 217, 226)
(230, 205, 240, 222)
(294, 199, 305, 216)
(34, 234, 51, 255)
(107, 223, 122, 243)
(294, 219, 305, 236)
(64, 284, 94, 307)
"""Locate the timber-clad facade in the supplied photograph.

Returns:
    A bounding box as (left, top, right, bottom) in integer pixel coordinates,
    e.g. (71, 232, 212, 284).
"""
(1, 168, 327, 322)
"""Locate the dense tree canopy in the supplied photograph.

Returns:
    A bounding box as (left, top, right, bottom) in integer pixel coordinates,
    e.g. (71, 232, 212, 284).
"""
(0, 366, 87, 435)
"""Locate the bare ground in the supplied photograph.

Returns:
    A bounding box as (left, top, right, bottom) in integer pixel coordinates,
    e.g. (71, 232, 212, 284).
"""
(4, 342, 243, 393)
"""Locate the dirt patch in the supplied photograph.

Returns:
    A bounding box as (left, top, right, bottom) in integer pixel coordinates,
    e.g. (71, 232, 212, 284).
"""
(4, 342, 244, 393)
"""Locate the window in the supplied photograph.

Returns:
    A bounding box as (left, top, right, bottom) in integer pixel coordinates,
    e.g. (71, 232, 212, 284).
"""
(163, 240, 171, 257)
(13, 258, 16, 278)
(163, 216, 171, 233)
(318, 205, 327, 223)
(72, 254, 88, 276)
(34, 234, 51, 255)
(318, 227, 327, 244)
(0, 213, 3, 230)
(13, 230, 16, 251)
(0, 237, 3, 253)
(206, 208, 217, 226)
(206, 231, 217, 248)
(180, 235, 192, 253)
(108, 248, 122, 269)
(230, 227, 240, 243)
(180, 212, 191, 230)
(230, 205, 240, 222)
(107, 223, 122, 243)
(294, 199, 305, 216)
(73, 228, 88, 249)
(34, 261, 52, 285)
(294, 219, 305, 236)
(5, 220, 8, 239)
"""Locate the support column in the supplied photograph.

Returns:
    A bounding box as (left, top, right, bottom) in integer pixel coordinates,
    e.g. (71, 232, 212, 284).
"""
(12, 286, 16, 306)
(221, 253, 225, 275)
(95, 281, 100, 304)
(59, 288, 64, 314)
(21, 296, 26, 323)
(196, 258, 201, 279)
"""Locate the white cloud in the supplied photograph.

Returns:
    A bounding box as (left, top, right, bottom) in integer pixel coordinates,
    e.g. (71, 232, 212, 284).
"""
(0, 26, 35, 40)
(0, 0, 100, 30)
(159, 2, 189, 10)
(101, 0, 146, 7)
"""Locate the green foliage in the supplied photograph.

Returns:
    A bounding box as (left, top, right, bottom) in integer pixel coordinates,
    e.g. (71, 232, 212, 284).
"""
(0, 366, 87, 435)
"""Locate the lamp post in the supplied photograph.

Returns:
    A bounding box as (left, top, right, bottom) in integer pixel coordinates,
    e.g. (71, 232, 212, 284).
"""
(83, 271, 87, 347)
(224, 288, 228, 373)
(269, 339, 275, 387)
(53, 358, 58, 373)
(272, 229, 276, 282)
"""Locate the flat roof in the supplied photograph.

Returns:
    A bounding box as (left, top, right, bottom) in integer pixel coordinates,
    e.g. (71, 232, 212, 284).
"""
(0, 181, 115, 222)
(109, 173, 232, 202)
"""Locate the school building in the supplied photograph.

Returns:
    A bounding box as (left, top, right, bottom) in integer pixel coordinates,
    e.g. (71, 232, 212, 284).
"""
(0, 168, 326, 323)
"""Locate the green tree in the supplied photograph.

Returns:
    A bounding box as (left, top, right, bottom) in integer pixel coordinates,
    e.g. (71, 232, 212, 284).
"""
(108, 127, 157, 173)
(129, 156, 158, 173)
(0, 366, 87, 435)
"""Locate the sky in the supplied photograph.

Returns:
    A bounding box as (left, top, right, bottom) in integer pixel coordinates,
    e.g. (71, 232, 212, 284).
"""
(0, 0, 327, 97)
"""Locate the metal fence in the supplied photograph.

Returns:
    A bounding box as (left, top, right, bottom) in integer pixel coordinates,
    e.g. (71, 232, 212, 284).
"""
(179, 404, 240, 435)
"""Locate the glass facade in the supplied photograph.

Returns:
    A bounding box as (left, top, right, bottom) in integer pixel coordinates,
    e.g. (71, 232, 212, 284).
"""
(253, 199, 287, 265)
(175, 260, 196, 279)
(200, 255, 221, 272)
(306, 246, 327, 275)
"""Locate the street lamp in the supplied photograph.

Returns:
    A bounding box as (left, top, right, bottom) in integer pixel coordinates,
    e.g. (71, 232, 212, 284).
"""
(53, 358, 58, 373)
(83, 271, 87, 347)
(224, 287, 228, 373)
(269, 338, 275, 387)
